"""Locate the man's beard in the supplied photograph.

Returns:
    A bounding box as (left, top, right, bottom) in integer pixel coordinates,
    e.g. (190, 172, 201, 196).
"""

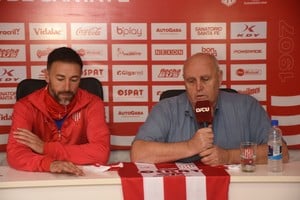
(53, 91, 75, 105)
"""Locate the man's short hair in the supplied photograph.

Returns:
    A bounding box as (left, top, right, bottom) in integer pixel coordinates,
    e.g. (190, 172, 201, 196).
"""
(47, 47, 83, 70)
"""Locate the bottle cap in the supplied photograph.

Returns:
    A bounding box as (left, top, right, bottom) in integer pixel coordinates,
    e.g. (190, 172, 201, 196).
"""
(271, 120, 279, 126)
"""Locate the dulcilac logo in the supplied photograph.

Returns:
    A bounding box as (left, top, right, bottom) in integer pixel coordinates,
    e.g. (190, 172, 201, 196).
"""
(221, 0, 236, 6)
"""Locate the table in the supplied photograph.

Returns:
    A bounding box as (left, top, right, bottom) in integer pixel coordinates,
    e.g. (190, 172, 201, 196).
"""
(1, 161, 300, 200)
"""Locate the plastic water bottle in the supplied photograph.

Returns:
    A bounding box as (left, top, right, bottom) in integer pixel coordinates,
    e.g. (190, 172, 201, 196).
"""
(267, 120, 283, 172)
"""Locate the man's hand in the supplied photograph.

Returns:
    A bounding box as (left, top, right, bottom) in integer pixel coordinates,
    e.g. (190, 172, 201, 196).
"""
(199, 145, 229, 166)
(187, 127, 214, 154)
(13, 128, 44, 154)
(50, 161, 85, 176)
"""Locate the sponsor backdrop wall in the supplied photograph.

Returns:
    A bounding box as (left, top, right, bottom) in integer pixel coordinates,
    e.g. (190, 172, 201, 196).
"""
(0, 0, 299, 152)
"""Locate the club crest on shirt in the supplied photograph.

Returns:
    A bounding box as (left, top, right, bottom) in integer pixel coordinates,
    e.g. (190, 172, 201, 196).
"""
(72, 111, 81, 122)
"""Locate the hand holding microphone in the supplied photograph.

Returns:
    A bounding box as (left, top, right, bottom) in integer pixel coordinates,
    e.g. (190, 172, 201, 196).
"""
(186, 100, 214, 154)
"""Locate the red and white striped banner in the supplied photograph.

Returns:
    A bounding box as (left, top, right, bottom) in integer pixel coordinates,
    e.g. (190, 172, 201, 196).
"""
(118, 162, 230, 200)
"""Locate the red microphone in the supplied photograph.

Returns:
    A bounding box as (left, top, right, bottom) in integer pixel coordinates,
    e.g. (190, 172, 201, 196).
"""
(194, 100, 213, 128)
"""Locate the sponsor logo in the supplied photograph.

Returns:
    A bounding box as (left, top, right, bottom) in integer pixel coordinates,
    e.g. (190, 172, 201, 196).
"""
(157, 68, 181, 78)
(154, 49, 183, 56)
(113, 65, 147, 81)
(191, 23, 226, 40)
(83, 68, 104, 76)
(71, 23, 107, 40)
(152, 65, 183, 81)
(116, 70, 144, 76)
(0, 48, 19, 58)
(231, 64, 266, 81)
(77, 48, 102, 57)
(76, 27, 101, 36)
(117, 48, 141, 56)
(191, 44, 226, 60)
(113, 106, 148, 123)
(0, 45, 26, 61)
(232, 84, 266, 101)
(113, 86, 148, 102)
(152, 44, 186, 61)
(112, 44, 147, 61)
(0, 88, 16, 104)
(117, 26, 142, 37)
(82, 64, 108, 81)
(0, 23, 25, 40)
(29, 23, 67, 40)
(156, 28, 181, 33)
(0, 109, 13, 126)
(231, 43, 266, 60)
(31, 66, 46, 79)
(118, 89, 143, 96)
(221, 0, 237, 6)
(34, 28, 61, 35)
(239, 87, 260, 95)
(151, 23, 186, 40)
(236, 68, 261, 76)
(0, 66, 26, 83)
(112, 23, 146, 40)
(37, 47, 53, 58)
(30, 44, 65, 61)
(231, 22, 267, 39)
(72, 44, 108, 61)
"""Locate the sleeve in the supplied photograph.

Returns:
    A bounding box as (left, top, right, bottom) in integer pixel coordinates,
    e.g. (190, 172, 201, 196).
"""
(43, 96, 110, 165)
(6, 101, 55, 172)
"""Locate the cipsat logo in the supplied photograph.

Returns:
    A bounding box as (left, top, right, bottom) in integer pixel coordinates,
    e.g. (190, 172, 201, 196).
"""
(195, 107, 210, 113)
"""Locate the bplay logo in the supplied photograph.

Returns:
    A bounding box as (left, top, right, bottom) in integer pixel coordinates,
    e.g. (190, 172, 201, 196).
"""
(112, 23, 146, 40)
